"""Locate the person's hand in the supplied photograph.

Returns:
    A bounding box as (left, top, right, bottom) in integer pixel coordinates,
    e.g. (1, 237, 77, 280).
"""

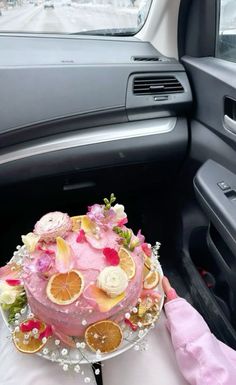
(162, 276, 178, 302)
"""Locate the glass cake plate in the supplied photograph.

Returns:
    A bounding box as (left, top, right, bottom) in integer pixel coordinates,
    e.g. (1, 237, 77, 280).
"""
(0, 244, 164, 365)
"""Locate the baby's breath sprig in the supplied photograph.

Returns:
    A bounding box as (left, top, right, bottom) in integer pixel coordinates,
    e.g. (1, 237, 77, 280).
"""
(113, 226, 132, 249)
(103, 193, 116, 210)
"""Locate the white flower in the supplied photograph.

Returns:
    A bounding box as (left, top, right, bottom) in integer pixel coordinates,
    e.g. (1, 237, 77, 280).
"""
(113, 204, 127, 222)
(97, 266, 128, 298)
(0, 282, 22, 305)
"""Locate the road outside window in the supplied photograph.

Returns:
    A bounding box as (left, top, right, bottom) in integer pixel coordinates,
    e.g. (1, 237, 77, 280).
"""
(0, 0, 152, 35)
(216, 0, 236, 63)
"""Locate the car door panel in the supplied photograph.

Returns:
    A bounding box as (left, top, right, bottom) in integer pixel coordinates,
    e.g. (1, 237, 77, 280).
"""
(173, 0, 236, 349)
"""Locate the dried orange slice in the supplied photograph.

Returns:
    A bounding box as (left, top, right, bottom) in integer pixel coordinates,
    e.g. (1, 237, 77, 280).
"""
(143, 270, 159, 290)
(85, 320, 123, 353)
(12, 320, 46, 354)
(46, 270, 84, 305)
(118, 247, 136, 279)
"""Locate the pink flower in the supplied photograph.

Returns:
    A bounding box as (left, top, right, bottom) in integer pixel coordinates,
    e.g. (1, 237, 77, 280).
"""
(35, 254, 53, 273)
(87, 204, 105, 222)
(137, 230, 145, 245)
(142, 243, 152, 257)
(76, 229, 86, 243)
(117, 217, 128, 227)
(87, 204, 117, 229)
(103, 247, 120, 265)
(20, 320, 42, 333)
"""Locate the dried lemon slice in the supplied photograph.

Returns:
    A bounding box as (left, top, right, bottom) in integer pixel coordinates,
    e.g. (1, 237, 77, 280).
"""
(118, 247, 136, 279)
(143, 255, 152, 279)
(46, 270, 84, 305)
(130, 298, 160, 327)
(12, 320, 46, 354)
(143, 270, 159, 290)
(85, 320, 123, 353)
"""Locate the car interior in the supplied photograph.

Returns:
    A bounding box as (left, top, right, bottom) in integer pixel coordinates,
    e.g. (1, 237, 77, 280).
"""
(1, 0, 236, 381)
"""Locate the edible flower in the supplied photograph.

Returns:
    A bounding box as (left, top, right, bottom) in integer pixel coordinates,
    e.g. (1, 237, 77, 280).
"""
(35, 254, 53, 274)
(103, 248, 120, 266)
(21, 232, 40, 252)
(137, 230, 145, 245)
(113, 204, 127, 225)
(87, 195, 127, 230)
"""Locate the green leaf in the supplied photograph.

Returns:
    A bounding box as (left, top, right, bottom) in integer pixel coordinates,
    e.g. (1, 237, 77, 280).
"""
(5, 292, 27, 324)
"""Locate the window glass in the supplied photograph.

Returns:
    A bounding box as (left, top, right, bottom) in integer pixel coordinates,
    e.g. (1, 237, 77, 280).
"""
(0, 0, 152, 35)
(216, 0, 236, 63)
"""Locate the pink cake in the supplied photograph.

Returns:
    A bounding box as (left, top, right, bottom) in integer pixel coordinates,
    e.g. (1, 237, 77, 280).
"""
(21, 197, 151, 339)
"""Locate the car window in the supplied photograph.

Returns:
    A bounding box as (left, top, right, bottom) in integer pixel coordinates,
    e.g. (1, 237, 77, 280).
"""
(0, 0, 152, 35)
(216, 0, 236, 63)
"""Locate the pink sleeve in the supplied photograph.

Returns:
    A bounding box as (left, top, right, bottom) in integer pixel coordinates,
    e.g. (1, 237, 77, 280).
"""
(164, 298, 236, 385)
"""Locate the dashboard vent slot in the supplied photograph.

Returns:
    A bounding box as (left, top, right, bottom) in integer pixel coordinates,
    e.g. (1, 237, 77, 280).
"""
(133, 76, 184, 95)
(132, 56, 162, 62)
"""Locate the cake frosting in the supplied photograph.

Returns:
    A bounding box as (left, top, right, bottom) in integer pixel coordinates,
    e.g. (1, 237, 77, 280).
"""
(0, 194, 162, 363)
(21, 198, 146, 337)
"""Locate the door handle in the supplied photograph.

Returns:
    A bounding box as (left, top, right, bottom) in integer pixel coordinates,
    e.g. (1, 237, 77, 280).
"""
(224, 114, 236, 134)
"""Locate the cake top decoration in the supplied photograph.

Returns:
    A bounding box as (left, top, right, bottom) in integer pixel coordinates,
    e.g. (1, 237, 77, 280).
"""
(0, 194, 163, 381)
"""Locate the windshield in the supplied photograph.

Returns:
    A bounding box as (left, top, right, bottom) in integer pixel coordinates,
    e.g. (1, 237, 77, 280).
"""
(0, 0, 152, 35)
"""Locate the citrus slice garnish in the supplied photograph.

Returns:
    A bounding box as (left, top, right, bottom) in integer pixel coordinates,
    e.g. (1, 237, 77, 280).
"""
(46, 269, 84, 305)
(138, 296, 154, 317)
(130, 303, 160, 327)
(12, 320, 46, 354)
(118, 247, 136, 279)
(85, 320, 123, 353)
(143, 270, 159, 290)
(143, 255, 152, 279)
(129, 297, 160, 327)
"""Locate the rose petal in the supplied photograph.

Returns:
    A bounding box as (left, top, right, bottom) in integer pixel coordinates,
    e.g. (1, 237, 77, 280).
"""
(137, 230, 145, 244)
(20, 320, 42, 333)
(117, 217, 128, 227)
(39, 325, 53, 340)
(5, 279, 22, 286)
(0, 263, 21, 280)
(55, 237, 75, 273)
(142, 243, 152, 257)
(124, 318, 138, 331)
(103, 248, 120, 266)
(51, 326, 76, 347)
(76, 229, 86, 243)
(86, 284, 125, 312)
